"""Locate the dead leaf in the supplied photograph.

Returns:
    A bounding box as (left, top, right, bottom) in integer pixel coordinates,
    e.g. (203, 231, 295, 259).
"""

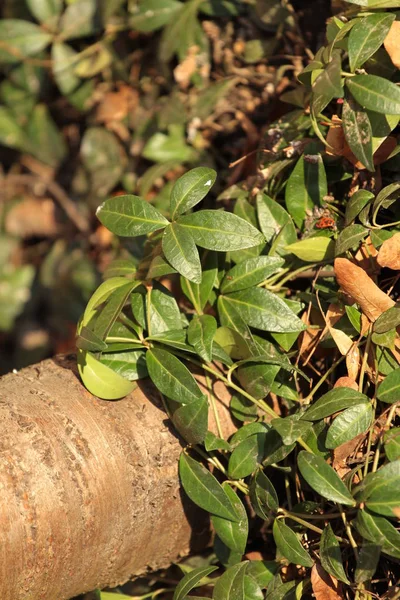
(5, 197, 59, 238)
(311, 564, 344, 600)
(377, 233, 400, 270)
(346, 343, 360, 381)
(384, 21, 400, 68)
(96, 85, 138, 123)
(333, 432, 365, 476)
(174, 46, 199, 88)
(319, 302, 353, 356)
(334, 258, 395, 321)
(334, 376, 358, 390)
(354, 235, 379, 275)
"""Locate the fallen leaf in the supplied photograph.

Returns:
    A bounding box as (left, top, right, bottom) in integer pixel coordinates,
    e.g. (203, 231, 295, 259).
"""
(334, 376, 358, 390)
(320, 302, 353, 356)
(346, 343, 360, 381)
(174, 46, 199, 88)
(384, 21, 400, 68)
(96, 85, 138, 123)
(377, 233, 400, 270)
(311, 563, 344, 600)
(334, 258, 395, 322)
(354, 236, 379, 275)
(333, 432, 365, 477)
(5, 197, 59, 238)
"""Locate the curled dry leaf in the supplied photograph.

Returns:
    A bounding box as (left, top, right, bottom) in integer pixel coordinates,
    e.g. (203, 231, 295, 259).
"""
(320, 302, 353, 356)
(334, 376, 359, 390)
(384, 21, 400, 69)
(311, 563, 344, 600)
(346, 343, 360, 381)
(377, 233, 400, 271)
(334, 258, 395, 322)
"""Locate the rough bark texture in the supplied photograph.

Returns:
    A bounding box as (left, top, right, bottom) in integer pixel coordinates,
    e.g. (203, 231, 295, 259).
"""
(0, 355, 235, 600)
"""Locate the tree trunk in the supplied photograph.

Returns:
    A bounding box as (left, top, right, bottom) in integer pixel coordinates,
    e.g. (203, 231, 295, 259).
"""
(0, 355, 235, 600)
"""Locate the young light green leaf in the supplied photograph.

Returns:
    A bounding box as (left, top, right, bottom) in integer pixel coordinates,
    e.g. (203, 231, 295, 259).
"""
(211, 485, 248, 554)
(0, 19, 52, 64)
(131, 0, 183, 32)
(179, 453, 238, 521)
(355, 509, 400, 559)
(272, 520, 314, 568)
(285, 154, 327, 228)
(377, 367, 400, 403)
(177, 210, 264, 251)
(76, 326, 108, 352)
(384, 428, 400, 462)
(348, 13, 395, 72)
(221, 256, 284, 294)
(354, 460, 400, 518)
(77, 350, 136, 400)
(80, 277, 136, 330)
(146, 348, 203, 403)
(228, 434, 266, 480)
(302, 387, 368, 421)
(342, 96, 374, 172)
(320, 524, 350, 584)
(162, 223, 202, 283)
(170, 167, 216, 218)
(222, 288, 306, 333)
(286, 237, 334, 262)
(325, 402, 373, 449)
(213, 561, 248, 600)
(26, 0, 63, 25)
(355, 542, 381, 584)
(217, 295, 258, 356)
(173, 565, 218, 600)
(188, 314, 217, 363)
(271, 416, 312, 446)
(249, 470, 279, 519)
(345, 190, 374, 225)
(52, 42, 81, 95)
(246, 561, 278, 589)
(374, 304, 400, 334)
(297, 451, 356, 506)
(346, 75, 400, 115)
(94, 281, 140, 341)
(96, 195, 169, 237)
(256, 193, 296, 257)
(335, 224, 369, 255)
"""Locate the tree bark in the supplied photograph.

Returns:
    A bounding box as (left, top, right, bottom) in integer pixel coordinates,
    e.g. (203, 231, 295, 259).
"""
(0, 355, 235, 600)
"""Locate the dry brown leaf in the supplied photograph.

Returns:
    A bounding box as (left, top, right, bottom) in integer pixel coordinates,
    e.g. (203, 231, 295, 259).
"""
(96, 85, 138, 123)
(346, 343, 360, 381)
(354, 236, 379, 275)
(335, 258, 395, 321)
(334, 376, 358, 390)
(311, 564, 344, 600)
(384, 21, 400, 68)
(320, 302, 353, 356)
(174, 46, 199, 88)
(5, 197, 59, 238)
(377, 233, 400, 270)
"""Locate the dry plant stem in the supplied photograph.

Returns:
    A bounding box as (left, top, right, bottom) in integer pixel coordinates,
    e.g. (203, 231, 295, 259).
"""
(363, 399, 377, 479)
(205, 373, 224, 439)
(371, 402, 399, 473)
(280, 509, 345, 542)
(338, 504, 359, 560)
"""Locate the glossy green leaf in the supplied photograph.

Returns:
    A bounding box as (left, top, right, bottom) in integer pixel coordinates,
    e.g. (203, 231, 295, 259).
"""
(205, 431, 231, 452)
(355, 509, 400, 559)
(256, 194, 296, 257)
(179, 453, 238, 521)
(181, 250, 217, 313)
(272, 520, 313, 567)
(271, 416, 312, 446)
(148, 255, 177, 279)
(174, 565, 218, 600)
(162, 223, 201, 284)
(217, 295, 258, 356)
(246, 561, 277, 589)
(345, 190, 374, 225)
(297, 451, 356, 506)
(335, 224, 369, 255)
(263, 429, 296, 467)
(222, 288, 306, 333)
(211, 485, 248, 554)
(76, 326, 108, 352)
(285, 154, 327, 228)
(346, 75, 400, 115)
(221, 257, 284, 294)
(325, 402, 373, 449)
(348, 13, 395, 72)
(146, 348, 203, 403)
(354, 542, 381, 584)
(103, 258, 137, 280)
(312, 51, 344, 115)
(377, 367, 400, 404)
(172, 396, 208, 445)
(99, 349, 147, 381)
(177, 211, 264, 251)
(384, 428, 400, 462)
(342, 96, 374, 172)
(147, 283, 183, 335)
(228, 434, 266, 479)
(131, 0, 183, 32)
(286, 237, 334, 262)
(213, 561, 248, 600)
(97, 195, 169, 237)
(170, 167, 216, 218)
(80, 277, 134, 330)
(230, 394, 257, 423)
(77, 349, 136, 400)
(374, 304, 400, 334)
(320, 524, 350, 584)
(188, 314, 217, 363)
(355, 460, 400, 517)
(94, 281, 139, 341)
(302, 387, 368, 421)
(0, 19, 52, 64)
(249, 470, 279, 519)
(52, 43, 80, 95)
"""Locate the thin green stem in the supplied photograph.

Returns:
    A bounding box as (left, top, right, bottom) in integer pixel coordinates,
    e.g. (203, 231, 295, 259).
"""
(268, 263, 320, 291)
(297, 438, 315, 453)
(338, 504, 358, 559)
(303, 354, 346, 404)
(280, 509, 346, 541)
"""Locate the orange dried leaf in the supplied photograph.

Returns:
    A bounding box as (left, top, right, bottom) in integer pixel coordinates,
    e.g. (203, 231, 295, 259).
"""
(346, 343, 360, 381)
(334, 258, 395, 321)
(311, 564, 344, 600)
(377, 233, 400, 271)
(384, 21, 400, 68)
(334, 376, 358, 390)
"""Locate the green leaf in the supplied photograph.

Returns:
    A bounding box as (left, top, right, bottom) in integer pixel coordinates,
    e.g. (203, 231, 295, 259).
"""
(0, 19, 52, 64)
(205, 432, 231, 452)
(94, 281, 140, 341)
(320, 524, 350, 584)
(312, 51, 344, 115)
(345, 190, 374, 225)
(346, 75, 400, 115)
(148, 255, 177, 279)
(222, 288, 306, 334)
(286, 237, 334, 262)
(355, 460, 400, 518)
(247, 561, 277, 590)
(0, 106, 32, 153)
(285, 154, 327, 228)
(355, 509, 400, 559)
(218, 295, 258, 356)
(384, 428, 400, 462)
(272, 520, 314, 568)
(188, 314, 217, 363)
(103, 258, 137, 280)
(228, 434, 266, 479)
(325, 402, 373, 449)
(174, 565, 218, 600)
(143, 125, 197, 163)
(355, 542, 381, 584)
(179, 453, 238, 521)
(80, 277, 134, 330)
(160, 0, 205, 62)
(177, 211, 264, 251)
(377, 367, 400, 404)
(52, 42, 81, 95)
(230, 395, 257, 423)
(170, 167, 216, 219)
(76, 326, 108, 352)
(26, 0, 62, 26)
(146, 348, 203, 403)
(27, 104, 67, 168)
(77, 350, 136, 400)
(147, 283, 183, 335)
(181, 250, 217, 313)
(256, 194, 296, 257)
(97, 195, 169, 237)
(172, 396, 208, 445)
(335, 224, 369, 256)
(131, 0, 183, 32)
(271, 416, 312, 446)
(348, 13, 395, 72)
(99, 350, 147, 381)
(374, 304, 400, 334)
(221, 257, 284, 294)
(211, 485, 248, 554)
(302, 387, 368, 421)
(81, 128, 126, 198)
(342, 96, 374, 172)
(249, 470, 279, 519)
(213, 561, 248, 600)
(59, 0, 100, 40)
(297, 451, 356, 506)
(162, 223, 202, 284)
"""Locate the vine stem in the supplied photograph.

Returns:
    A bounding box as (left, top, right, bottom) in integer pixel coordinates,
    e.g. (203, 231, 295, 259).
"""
(205, 373, 224, 440)
(279, 509, 346, 542)
(371, 402, 399, 473)
(303, 354, 346, 404)
(338, 503, 358, 560)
